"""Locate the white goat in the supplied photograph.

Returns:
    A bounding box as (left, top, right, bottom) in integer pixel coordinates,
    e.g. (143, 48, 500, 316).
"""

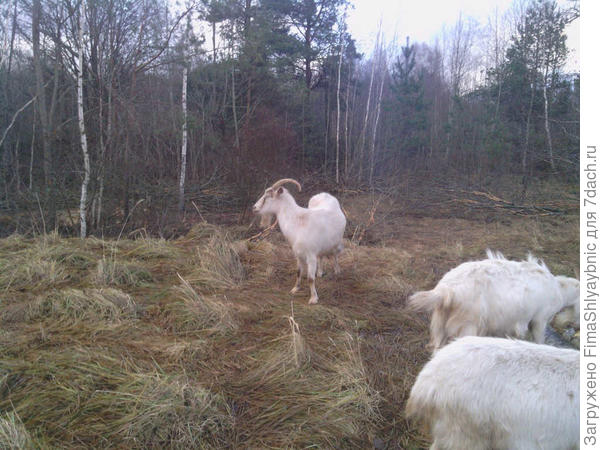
(406, 336, 579, 450)
(252, 179, 346, 304)
(408, 250, 580, 352)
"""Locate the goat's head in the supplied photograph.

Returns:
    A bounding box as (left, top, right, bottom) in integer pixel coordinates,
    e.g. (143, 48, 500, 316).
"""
(556, 275, 580, 308)
(253, 179, 301, 227)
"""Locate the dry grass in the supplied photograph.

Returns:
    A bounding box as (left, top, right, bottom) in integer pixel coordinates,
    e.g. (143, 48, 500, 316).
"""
(35, 288, 137, 322)
(0, 412, 36, 450)
(165, 275, 237, 335)
(187, 232, 246, 290)
(0, 350, 232, 448)
(233, 328, 382, 448)
(94, 258, 154, 286)
(1, 288, 136, 325)
(0, 184, 579, 449)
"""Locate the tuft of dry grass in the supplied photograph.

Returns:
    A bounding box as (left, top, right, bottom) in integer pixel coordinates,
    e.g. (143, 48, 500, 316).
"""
(165, 275, 237, 335)
(1, 288, 137, 325)
(118, 237, 183, 261)
(94, 258, 153, 286)
(233, 327, 382, 448)
(0, 411, 36, 450)
(187, 232, 245, 290)
(288, 303, 310, 368)
(181, 222, 223, 242)
(0, 233, 100, 292)
(0, 257, 67, 292)
(31, 288, 137, 322)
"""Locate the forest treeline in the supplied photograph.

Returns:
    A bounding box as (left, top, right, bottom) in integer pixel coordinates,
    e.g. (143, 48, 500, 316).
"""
(0, 0, 580, 236)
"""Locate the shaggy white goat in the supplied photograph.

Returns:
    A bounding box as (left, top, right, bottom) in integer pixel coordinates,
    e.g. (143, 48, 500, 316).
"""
(406, 336, 579, 450)
(253, 179, 346, 304)
(408, 250, 580, 352)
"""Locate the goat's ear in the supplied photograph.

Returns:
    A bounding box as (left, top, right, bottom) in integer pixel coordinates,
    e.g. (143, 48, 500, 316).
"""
(276, 187, 284, 195)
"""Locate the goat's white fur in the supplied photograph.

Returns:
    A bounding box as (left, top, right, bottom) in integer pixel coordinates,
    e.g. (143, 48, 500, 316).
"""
(406, 336, 579, 450)
(253, 180, 346, 304)
(408, 250, 580, 352)
(307, 193, 343, 277)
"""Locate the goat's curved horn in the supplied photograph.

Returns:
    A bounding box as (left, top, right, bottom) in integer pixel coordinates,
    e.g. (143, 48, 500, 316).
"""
(270, 178, 301, 192)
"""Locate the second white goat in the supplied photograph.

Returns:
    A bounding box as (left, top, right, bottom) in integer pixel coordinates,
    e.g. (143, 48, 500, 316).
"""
(253, 179, 346, 304)
(408, 250, 580, 352)
(406, 336, 579, 450)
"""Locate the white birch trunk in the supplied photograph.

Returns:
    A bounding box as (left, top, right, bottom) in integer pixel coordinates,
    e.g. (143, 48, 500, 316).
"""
(542, 65, 555, 170)
(358, 34, 378, 181)
(232, 68, 240, 149)
(179, 62, 188, 214)
(335, 37, 344, 184)
(78, 0, 90, 238)
(29, 107, 35, 189)
(343, 74, 351, 178)
(369, 52, 385, 188)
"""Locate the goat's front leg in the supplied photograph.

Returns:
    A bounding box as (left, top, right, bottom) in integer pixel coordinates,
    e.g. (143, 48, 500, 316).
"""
(306, 254, 319, 304)
(290, 258, 304, 294)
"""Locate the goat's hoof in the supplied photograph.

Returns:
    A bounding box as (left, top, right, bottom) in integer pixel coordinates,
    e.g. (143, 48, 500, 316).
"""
(290, 287, 300, 294)
(308, 297, 318, 304)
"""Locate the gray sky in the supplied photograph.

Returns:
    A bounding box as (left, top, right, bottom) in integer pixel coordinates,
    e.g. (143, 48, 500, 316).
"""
(346, 0, 580, 72)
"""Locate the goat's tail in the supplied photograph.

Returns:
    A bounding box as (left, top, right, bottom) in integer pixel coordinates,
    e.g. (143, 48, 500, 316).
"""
(407, 287, 452, 313)
(408, 287, 454, 352)
(486, 248, 505, 260)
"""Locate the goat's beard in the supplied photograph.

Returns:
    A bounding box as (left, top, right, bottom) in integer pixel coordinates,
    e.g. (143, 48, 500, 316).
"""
(259, 213, 275, 228)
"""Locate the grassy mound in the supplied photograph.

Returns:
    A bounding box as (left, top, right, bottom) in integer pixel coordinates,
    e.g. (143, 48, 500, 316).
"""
(94, 258, 153, 286)
(187, 232, 246, 290)
(164, 275, 237, 335)
(0, 350, 232, 448)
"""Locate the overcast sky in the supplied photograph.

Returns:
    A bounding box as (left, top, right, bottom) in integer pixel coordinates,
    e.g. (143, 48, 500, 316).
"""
(346, 0, 580, 72)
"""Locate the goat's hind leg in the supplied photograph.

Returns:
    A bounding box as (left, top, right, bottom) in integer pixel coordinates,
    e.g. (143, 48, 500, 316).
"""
(306, 254, 319, 304)
(316, 257, 324, 277)
(530, 317, 547, 344)
(333, 243, 343, 275)
(290, 257, 305, 294)
(333, 254, 341, 275)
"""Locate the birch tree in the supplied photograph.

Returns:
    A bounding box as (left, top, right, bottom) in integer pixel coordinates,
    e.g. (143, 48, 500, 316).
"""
(539, 1, 567, 170)
(77, 0, 90, 238)
(369, 43, 386, 188)
(335, 32, 344, 184)
(178, 10, 192, 216)
(357, 27, 380, 181)
(178, 52, 189, 215)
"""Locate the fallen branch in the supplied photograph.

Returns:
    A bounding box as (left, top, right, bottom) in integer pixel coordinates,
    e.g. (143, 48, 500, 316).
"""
(450, 189, 567, 216)
(247, 219, 279, 242)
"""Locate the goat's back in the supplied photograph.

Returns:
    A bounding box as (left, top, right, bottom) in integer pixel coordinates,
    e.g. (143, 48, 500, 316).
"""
(435, 258, 562, 332)
(279, 193, 345, 258)
(307, 192, 342, 211)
